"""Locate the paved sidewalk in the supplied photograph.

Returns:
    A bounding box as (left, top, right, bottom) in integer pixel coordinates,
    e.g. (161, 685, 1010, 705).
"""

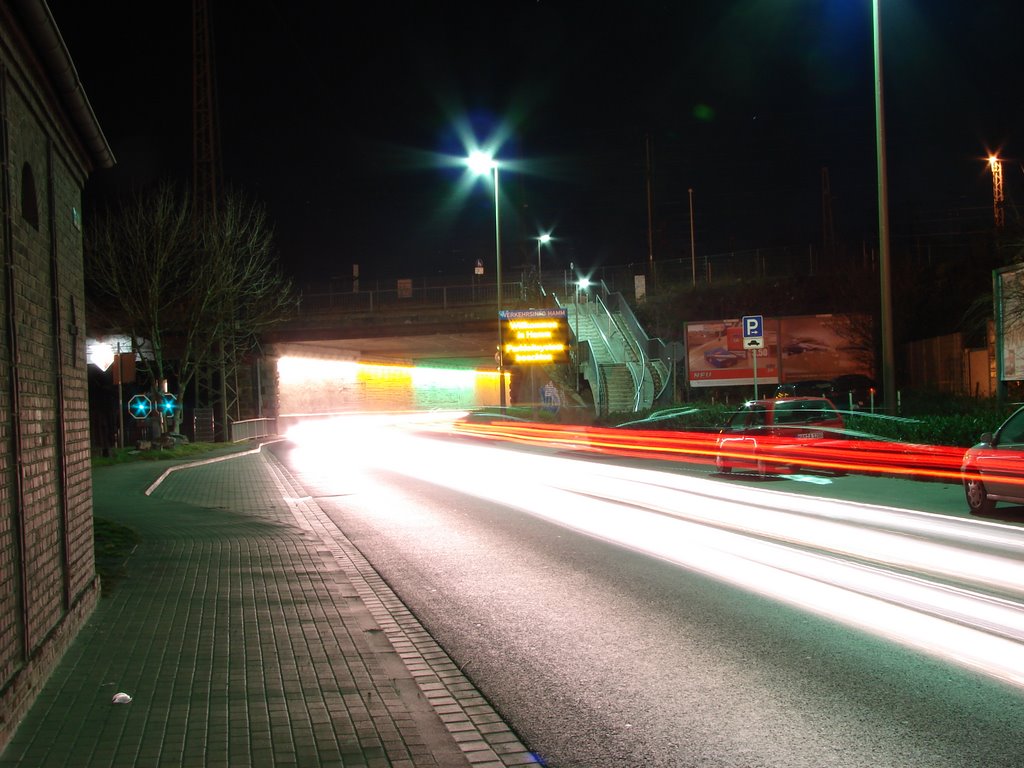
(0, 444, 534, 767)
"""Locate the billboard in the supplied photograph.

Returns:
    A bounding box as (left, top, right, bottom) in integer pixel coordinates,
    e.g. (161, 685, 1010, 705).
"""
(686, 318, 780, 387)
(997, 265, 1024, 381)
(500, 308, 570, 365)
(686, 314, 873, 388)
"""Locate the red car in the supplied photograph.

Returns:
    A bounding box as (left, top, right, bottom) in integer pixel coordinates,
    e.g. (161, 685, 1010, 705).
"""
(962, 405, 1024, 514)
(716, 397, 845, 475)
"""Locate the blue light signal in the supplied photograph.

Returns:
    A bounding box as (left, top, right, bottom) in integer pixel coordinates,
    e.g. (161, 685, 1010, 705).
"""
(157, 393, 178, 417)
(128, 394, 152, 419)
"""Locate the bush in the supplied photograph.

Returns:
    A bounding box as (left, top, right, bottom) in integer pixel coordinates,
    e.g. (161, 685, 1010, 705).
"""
(92, 441, 223, 467)
(845, 392, 1018, 446)
(605, 393, 1022, 448)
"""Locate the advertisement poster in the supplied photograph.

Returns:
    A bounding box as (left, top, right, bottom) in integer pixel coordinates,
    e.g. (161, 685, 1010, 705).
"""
(999, 266, 1024, 381)
(686, 314, 873, 388)
(686, 318, 780, 387)
(777, 314, 873, 381)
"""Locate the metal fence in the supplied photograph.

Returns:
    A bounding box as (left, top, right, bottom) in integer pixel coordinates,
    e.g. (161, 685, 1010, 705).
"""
(230, 417, 278, 443)
(298, 282, 528, 315)
(296, 248, 807, 316)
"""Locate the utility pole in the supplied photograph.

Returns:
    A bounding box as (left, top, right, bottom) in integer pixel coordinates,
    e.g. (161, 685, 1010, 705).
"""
(873, 0, 896, 414)
(688, 188, 696, 286)
(192, 0, 219, 227)
(193, 0, 234, 440)
(821, 167, 835, 267)
(645, 134, 654, 266)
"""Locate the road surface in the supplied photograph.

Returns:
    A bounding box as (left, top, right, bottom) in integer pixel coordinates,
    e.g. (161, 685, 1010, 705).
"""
(274, 419, 1024, 767)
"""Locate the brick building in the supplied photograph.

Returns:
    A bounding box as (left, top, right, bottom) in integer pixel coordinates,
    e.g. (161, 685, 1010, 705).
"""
(0, 0, 114, 749)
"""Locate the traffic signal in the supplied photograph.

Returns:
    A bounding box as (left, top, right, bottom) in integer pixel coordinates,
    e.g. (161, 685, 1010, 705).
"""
(157, 393, 178, 417)
(128, 394, 152, 420)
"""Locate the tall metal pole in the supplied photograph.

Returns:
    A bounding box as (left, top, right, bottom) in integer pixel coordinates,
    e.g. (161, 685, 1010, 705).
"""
(688, 188, 696, 287)
(116, 342, 124, 450)
(995, 268, 1005, 405)
(574, 278, 580, 389)
(873, 0, 896, 412)
(645, 134, 654, 265)
(494, 166, 505, 408)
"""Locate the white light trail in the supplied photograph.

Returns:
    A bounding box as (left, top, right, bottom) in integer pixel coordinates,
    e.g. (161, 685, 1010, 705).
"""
(287, 415, 1024, 689)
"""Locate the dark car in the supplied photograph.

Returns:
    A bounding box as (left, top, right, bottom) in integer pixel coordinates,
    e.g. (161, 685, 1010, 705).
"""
(961, 406, 1024, 514)
(703, 346, 745, 368)
(716, 396, 845, 475)
(829, 374, 879, 411)
(782, 337, 830, 355)
(775, 379, 832, 399)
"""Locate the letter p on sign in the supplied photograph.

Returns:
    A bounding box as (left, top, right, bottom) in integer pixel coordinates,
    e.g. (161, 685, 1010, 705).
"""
(742, 315, 763, 339)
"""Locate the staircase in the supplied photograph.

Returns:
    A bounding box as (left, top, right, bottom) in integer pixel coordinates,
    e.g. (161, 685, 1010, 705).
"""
(566, 302, 649, 415)
(599, 364, 636, 416)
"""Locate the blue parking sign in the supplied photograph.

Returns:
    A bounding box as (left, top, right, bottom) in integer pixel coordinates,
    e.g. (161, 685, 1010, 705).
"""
(742, 315, 763, 339)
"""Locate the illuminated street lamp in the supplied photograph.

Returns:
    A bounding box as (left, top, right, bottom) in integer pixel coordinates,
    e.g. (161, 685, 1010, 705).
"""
(466, 150, 506, 407)
(989, 154, 1005, 228)
(536, 232, 552, 273)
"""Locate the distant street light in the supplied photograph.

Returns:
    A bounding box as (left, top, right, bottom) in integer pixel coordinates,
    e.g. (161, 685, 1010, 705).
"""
(536, 232, 552, 274)
(872, 0, 896, 412)
(466, 150, 506, 408)
(989, 154, 1005, 228)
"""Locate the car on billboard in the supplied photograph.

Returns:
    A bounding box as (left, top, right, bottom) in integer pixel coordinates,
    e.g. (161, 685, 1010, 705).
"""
(782, 337, 831, 355)
(703, 346, 746, 368)
(716, 396, 846, 476)
(961, 405, 1024, 515)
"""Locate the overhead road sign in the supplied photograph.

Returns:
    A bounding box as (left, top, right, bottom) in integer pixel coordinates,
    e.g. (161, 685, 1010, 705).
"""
(499, 308, 569, 365)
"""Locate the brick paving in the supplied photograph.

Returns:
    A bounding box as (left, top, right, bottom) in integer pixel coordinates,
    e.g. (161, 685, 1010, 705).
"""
(0, 444, 535, 767)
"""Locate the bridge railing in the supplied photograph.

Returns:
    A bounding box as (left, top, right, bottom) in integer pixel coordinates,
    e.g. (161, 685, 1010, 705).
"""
(295, 247, 812, 317)
(297, 282, 527, 315)
(230, 417, 278, 443)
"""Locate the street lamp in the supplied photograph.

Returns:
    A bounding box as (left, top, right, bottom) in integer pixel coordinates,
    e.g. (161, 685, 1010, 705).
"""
(466, 150, 506, 407)
(989, 154, 1005, 228)
(536, 233, 551, 274)
(872, 0, 896, 413)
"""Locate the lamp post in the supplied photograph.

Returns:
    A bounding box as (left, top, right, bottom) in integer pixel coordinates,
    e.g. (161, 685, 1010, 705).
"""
(574, 274, 580, 388)
(467, 151, 506, 408)
(574, 277, 589, 391)
(872, 0, 896, 413)
(688, 188, 696, 287)
(989, 154, 1005, 229)
(536, 233, 551, 274)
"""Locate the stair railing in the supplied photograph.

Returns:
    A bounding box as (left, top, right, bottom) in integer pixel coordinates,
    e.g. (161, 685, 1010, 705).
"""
(601, 291, 675, 406)
(555, 294, 603, 415)
(593, 290, 648, 411)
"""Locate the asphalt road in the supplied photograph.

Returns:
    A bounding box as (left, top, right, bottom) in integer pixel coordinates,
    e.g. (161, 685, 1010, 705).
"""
(273, 434, 1024, 768)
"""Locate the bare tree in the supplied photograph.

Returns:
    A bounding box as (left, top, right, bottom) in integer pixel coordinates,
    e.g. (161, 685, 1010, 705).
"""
(86, 182, 294, 399)
(199, 190, 296, 368)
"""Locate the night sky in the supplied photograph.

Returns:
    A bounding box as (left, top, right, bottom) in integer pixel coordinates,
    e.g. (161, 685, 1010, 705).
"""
(48, 1, 1024, 286)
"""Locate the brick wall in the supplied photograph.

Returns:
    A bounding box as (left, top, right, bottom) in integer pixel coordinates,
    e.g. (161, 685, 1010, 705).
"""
(0, 10, 100, 750)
